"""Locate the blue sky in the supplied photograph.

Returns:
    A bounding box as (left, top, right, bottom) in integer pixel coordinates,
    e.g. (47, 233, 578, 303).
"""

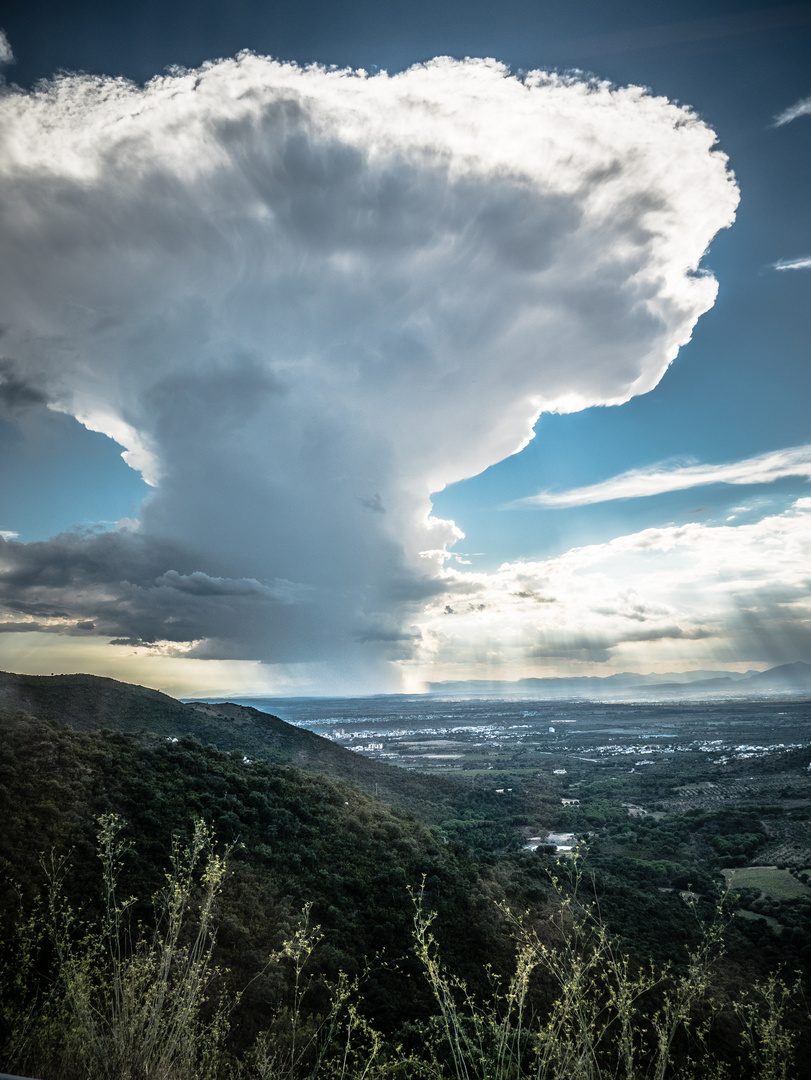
(0, 0, 809, 694)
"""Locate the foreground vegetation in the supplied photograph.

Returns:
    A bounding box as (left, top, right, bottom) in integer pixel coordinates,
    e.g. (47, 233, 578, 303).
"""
(2, 812, 809, 1080)
(2, 693, 811, 1078)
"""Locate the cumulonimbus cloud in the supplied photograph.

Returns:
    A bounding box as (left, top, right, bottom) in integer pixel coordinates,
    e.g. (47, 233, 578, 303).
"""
(0, 52, 738, 686)
(519, 444, 811, 508)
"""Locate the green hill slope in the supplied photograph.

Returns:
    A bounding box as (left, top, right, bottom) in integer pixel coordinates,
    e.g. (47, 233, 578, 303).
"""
(0, 704, 512, 1041)
(0, 670, 492, 824)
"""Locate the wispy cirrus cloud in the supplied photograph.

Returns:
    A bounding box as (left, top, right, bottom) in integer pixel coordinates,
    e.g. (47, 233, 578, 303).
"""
(519, 444, 811, 508)
(0, 30, 13, 67)
(773, 255, 811, 271)
(774, 94, 811, 126)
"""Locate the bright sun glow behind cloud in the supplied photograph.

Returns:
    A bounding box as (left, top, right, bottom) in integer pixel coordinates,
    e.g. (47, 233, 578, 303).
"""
(406, 498, 811, 684)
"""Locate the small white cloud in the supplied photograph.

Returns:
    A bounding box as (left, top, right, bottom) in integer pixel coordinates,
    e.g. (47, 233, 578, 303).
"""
(521, 444, 811, 507)
(0, 31, 13, 67)
(774, 95, 811, 126)
(114, 517, 141, 533)
(773, 255, 811, 271)
(0, 530, 19, 540)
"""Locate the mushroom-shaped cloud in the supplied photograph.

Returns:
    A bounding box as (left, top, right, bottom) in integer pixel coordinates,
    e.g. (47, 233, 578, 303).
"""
(0, 54, 738, 685)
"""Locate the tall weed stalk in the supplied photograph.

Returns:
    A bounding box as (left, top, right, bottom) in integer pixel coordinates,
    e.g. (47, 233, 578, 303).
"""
(406, 868, 780, 1080)
(44, 814, 231, 1080)
(0, 880, 50, 1072)
(248, 905, 384, 1080)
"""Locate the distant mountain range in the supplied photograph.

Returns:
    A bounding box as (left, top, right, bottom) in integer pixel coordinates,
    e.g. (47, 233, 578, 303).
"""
(428, 662, 811, 699)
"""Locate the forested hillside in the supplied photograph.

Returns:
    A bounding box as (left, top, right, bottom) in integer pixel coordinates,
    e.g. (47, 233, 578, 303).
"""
(0, 670, 514, 825)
